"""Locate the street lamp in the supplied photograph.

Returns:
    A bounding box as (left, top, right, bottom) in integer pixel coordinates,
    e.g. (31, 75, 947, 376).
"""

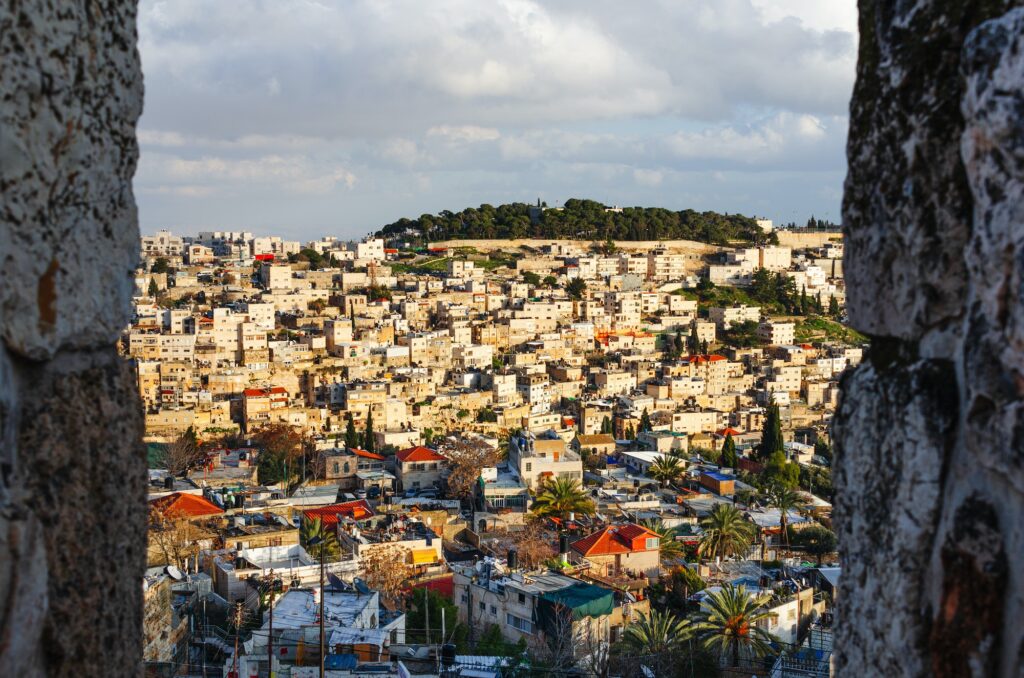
(306, 535, 326, 678)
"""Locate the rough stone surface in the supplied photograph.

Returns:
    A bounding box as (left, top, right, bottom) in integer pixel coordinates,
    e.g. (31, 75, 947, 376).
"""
(0, 1, 146, 676)
(836, 3, 1024, 676)
(0, 0, 144, 361)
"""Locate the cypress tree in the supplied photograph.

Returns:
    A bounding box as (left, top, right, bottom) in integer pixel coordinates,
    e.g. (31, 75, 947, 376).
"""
(639, 408, 652, 433)
(600, 416, 612, 435)
(688, 323, 700, 354)
(344, 412, 359, 449)
(828, 294, 840, 318)
(759, 403, 784, 460)
(721, 433, 737, 468)
(364, 409, 375, 453)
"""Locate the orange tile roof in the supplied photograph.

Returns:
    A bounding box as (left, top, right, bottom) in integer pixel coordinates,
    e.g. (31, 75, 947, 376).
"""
(350, 447, 385, 460)
(686, 354, 727, 363)
(396, 446, 446, 463)
(150, 492, 224, 518)
(304, 500, 375, 526)
(571, 523, 660, 557)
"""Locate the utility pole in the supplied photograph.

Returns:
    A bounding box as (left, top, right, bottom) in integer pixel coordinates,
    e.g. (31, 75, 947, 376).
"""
(424, 586, 430, 646)
(263, 569, 277, 678)
(231, 601, 244, 678)
(319, 539, 326, 678)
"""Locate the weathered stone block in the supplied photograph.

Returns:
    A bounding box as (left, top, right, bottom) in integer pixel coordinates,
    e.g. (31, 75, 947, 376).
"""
(9, 353, 146, 676)
(0, 0, 144, 361)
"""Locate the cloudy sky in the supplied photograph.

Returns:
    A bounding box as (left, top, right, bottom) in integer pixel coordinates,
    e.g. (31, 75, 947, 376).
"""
(136, 0, 858, 240)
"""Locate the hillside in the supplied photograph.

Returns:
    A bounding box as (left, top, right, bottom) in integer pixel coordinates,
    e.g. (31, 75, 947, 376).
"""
(375, 198, 775, 246)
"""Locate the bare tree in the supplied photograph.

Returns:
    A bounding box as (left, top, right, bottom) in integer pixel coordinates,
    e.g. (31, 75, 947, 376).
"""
(160, 426, 205, 477)
(360, 544, 413, 610)
(503, 519, 557, 570)
(148, 505, 203, 570)
(528, 604, 609, 674)
(440, 437, 503, 499)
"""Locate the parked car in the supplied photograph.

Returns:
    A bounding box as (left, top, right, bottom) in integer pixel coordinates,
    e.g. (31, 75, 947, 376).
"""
(416, 489, 439, 499)
(367, 486, 381, 500)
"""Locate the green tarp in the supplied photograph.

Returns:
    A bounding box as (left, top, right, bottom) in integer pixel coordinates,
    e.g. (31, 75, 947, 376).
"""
(536, 582, 614, 636)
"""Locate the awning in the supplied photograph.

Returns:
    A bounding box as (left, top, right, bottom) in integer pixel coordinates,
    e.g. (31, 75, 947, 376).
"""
(410, 549, 438, 565)
(536, 582, 614, 636)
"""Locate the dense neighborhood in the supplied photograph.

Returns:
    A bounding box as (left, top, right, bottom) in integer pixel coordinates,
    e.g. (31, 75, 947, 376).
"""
(133, 214, 849, 677)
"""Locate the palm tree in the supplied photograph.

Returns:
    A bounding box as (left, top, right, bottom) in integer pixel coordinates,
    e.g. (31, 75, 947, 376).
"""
(300, 516, 341, 561)
(765, 484, 805, 548)
(641, 519, 685, 565)
(698, 504, 755, 560)
(530, 477, 595, 522)
(692, 584, 777, 667)
(648, 455, 684, 487)
(621, 609, 693, 655)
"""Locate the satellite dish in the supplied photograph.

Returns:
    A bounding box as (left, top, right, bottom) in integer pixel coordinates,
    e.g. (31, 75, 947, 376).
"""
(327, 573, 347, 591)
(165, 565, 184, 581)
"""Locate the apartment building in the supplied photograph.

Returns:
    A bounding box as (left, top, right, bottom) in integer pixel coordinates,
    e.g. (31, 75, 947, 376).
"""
(508, 433, 582, 489)
(758, 320, 795, 346)
(708, 305, 761, 329)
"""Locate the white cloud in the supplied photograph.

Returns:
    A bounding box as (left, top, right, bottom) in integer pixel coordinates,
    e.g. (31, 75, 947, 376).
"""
(427, 125, 501, 144)
(134, 0, 858, 235)
(664, 112, 838, 166)
(137, 151, 357, 197)
(633, 169, 664, 187)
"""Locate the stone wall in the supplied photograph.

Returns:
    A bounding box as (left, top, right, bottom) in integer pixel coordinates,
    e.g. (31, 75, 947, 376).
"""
(835, 2, 1024, 676)
(0, 1, 146, 676)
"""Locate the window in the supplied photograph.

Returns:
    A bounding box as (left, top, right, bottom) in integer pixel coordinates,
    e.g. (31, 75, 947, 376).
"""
(645, 537, 659, 550)
(518, 593, 525, 604)
(506, 613, 533, 634)
(525, 463, 532, 472)
(490, 605, 497, 616)
(461, 594, 468, 603)
(479, 601, 486, 611)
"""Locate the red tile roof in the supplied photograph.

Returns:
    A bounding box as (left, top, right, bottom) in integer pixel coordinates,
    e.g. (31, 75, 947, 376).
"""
(396, 446, 446, 463)
(150, 492, 224, 518)
(243, 386, 287, 398)
(571, 523, 660, 557)
(303, 499, 375, 526)
(716, 427, 742, 437)
(686, 354, 727, 363)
